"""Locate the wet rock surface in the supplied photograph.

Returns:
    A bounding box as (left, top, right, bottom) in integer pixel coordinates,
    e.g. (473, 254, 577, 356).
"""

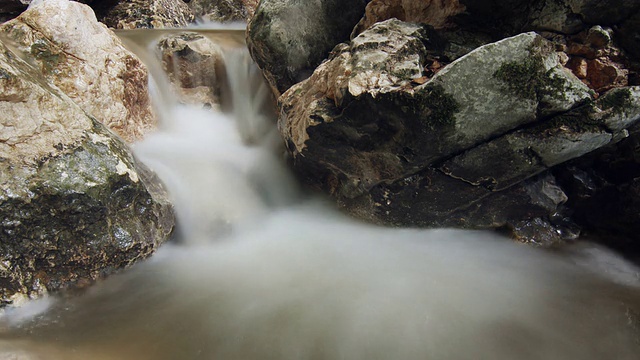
(247, 0, 369, 97)
(0, 0, 155, 143)
(278, 19, 640, 241)
(0, 37, 174, 306)
(157, 32, 225, 109)
(555, 124, 640, 257)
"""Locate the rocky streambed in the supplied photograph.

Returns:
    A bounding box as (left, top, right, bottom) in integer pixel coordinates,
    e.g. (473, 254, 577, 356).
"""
(0, 0, 638, 322)
(249, 0, 640, 252)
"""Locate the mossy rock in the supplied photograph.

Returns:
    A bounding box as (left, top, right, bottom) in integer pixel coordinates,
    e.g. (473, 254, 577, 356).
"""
(0, 39, 174, 307)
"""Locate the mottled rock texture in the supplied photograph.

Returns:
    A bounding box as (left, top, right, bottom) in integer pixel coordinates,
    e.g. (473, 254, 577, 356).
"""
(93, 0, 195, 29)
(0, 0, 155, 143)
(279, 20, 640, 232)
(247, 0, 369, 97)
(158, 32, 225, 109)
(0, 37, 174, 306)
(187, 0, 259, 22)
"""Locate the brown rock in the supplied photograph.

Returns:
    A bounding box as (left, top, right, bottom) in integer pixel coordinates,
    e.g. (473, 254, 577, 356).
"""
(568, 57, 588, 79)
(352, 0, 465, 37)
(563, 26, 630, 94)
(587, 58, 628, 91)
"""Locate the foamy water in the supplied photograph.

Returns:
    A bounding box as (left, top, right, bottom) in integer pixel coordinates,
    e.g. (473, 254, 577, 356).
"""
(0, 27, 639, 360)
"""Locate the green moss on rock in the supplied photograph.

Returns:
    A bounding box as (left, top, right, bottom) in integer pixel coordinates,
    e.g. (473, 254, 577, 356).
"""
(600, 87, 633, 112)
(30, 39, 63, 73)
(417, 84, 460, 126)
(493, 55, 568, 102)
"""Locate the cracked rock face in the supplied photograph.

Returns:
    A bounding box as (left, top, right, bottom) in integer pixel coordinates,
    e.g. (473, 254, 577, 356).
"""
(279, 19, 640, 230)
(0, 0, 155, 143)
(0, 39, 175, 307)
(247, 0, 369, 97)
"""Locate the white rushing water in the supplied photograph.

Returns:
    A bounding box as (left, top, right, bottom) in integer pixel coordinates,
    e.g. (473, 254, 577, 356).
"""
(1, 27, 640, 360)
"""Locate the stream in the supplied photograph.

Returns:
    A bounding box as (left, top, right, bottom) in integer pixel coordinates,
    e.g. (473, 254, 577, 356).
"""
(0, 24, 639, 360)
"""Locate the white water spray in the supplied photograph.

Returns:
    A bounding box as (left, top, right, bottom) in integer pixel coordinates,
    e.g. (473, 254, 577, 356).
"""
(1, 26, 639, 360)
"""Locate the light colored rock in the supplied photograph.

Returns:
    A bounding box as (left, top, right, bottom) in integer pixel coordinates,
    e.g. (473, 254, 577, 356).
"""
(0, 0, 155, 143)
(0, 37, 174, 306)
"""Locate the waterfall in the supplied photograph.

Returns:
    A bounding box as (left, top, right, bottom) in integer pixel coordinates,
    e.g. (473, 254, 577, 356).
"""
(1, 25, 639, 360)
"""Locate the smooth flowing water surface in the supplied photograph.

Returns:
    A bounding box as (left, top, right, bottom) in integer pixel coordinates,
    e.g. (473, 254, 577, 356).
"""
(0, 25, 639, 360)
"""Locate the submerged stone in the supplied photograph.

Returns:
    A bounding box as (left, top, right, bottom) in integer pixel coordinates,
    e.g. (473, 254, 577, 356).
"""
(157, 32, 226, 110)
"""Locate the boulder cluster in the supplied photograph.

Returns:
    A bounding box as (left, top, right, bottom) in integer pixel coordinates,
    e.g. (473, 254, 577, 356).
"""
(1, 0, 640, 307)
(247, 0, 640, 252)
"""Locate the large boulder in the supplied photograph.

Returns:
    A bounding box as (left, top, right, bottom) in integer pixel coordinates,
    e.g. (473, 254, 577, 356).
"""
(0, 0, 155, 143)
(0, 36, 174, 306)
(92, 0, 195, 29)
(279, 19, 640, 232)
(247, 0, 369, 97)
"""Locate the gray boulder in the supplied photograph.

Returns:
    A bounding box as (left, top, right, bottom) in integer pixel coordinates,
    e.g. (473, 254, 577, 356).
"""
(279, 19, 640, 232)
(0, 38, 175, 306)
(247, 0, 369, 97)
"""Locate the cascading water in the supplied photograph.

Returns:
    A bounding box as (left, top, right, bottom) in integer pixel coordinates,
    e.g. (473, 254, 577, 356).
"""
(0, 25, 639, 360)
